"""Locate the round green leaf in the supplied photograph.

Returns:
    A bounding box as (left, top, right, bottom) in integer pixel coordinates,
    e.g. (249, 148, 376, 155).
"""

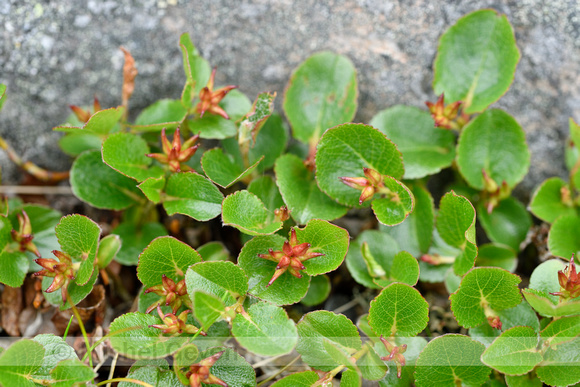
(232, 301, 298, 356)
(283, 51, 357, 143)
(315, 123, 404, 206)
(0, 216, 28, 287)
(368, 283, 429, 337)
(433, 9, 519, 113)
(238, 234, 310, 305)
(197, 241, 229, 262)
(50, 359, 96, 387)
(296, 310, 362, 372)
(102, 132, 164, 182)
(456, 109, 530, 190)
(201, 148, 263, 188)
(137, 236, 202, 289)
(475, 243, 518, 272)
(414, 334, 491, 387)
(187, 114, 237, 139)
(191, 290, 225, 329)
(71, 150, 144, 210)
(357, 343, 388, 381)
(275, 153, 348, 225)
(481, 326, 542, 376)
(301, 274, 331, 307)
(119, 361, 182, 386)
(113, 221, 168, 266)
(505, 373, 543, 387)
(222, 190, 283, 235)
(529, 177, 578, 223)
(109, 312, 188, 359)
(55, 106, 124, 135)
(478, 197, 531, 252)
(548, 214, 580, 260)
(32, 335, 77, 381)
(436, 191, 477, 276)
(541, 315, 580, 349)
(58, 132, 102, 156)
(529, 259, 567, 302)
(249, 113, 288, 172)
(185, 261, 248, 306)
(371, 176, 414, 226)
(134, 99, 187, 126)
(162, 172, 223, 221)
(220, 89, 252, 122)
(341, 369, 362, 386)
(0, 339, 45, 387)
(138, 176, 165, 204)
(536, 337, 580, 387)
(196, 347, 256, 387)
(247, 175, 284, 213)
(270, 371, 319, 386)
(450, 267, 522, 328)
(523, 288, 580, 318)
(370, 105, 455, 179)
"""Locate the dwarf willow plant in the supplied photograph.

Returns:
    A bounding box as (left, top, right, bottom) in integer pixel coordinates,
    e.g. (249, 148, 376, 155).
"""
(0, 8, 578, 387)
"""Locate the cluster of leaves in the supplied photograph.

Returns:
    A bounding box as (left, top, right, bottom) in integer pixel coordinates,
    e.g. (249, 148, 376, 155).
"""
(0, 8, 578, 387)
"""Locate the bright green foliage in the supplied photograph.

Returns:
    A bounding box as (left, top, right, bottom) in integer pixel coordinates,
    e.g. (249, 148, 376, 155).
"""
(238, 234, 310, 305)
(476, 243, 517, 272)
(368, 283, 429, 337)
(505, 373, 543, 387)
(137, 236, 202, 288)
(191, 290, 225, 329)
(341, 369, 362, 386)
(109, 312, 188, 359)
(197, 241, 229, 261)
(188, 114, 238, 139)
(0, 216, 28, 287)
(523, 288, 580, 317)
(316, 123, 404, 206)
(138, 176, 165, 203)
(375, 251, 419, 287)
(529, 177, 577, 223)
(270, 371, 319, 386)
(102, 133, 164, 181)
(477, 197, 531, 252)
(201, 148, 262, 188)
(50, 359, 96, 387)
(55, 214, 101, 285)
(294, 219, 349, 275)
(220, 89, 253, 122)
(414, 334, 491, 387)
(383, 184, 434, 257)
(436, 191, 478, 276)
(456, 109, 530, 190)
(247, 175, 284, 214)
(481, 326, 542, 375)
(55, 106, 124, 135)
(433, 10, 519, 113)
(118, 360, 181, 386)
(371, 176, 415, 226)
(528, 259, 566, 301)
(174, 344, 199, 370)
(134, 99, 186, 129)
(548, 214, 580, 259)
(232, 301, 298, 356)
(58, 131, 102, 156)
(283, 52, 357, 143)
(33, 334, 77, 379)
(0, 339, 45, 386)
(536, 337, 580, 387)
(71, 150, 144, 210)
(222, 190, 283, 235)
(275, 153, 348, 224)
(113, 221, 168, 265)
(197, 347, 256, 387)
(301, 274, 331, 306)
(185, 261, 248, 305)
(540, 315, 580, 349)
(162, 172, 223, 221)
(370, 105, 455, 179)
(96, 234, 121, 269)
(357, 343, 388, 381)
(179, 33, 210, 95)
(450, 268, 522, 328)
(296, 310, 362, 372)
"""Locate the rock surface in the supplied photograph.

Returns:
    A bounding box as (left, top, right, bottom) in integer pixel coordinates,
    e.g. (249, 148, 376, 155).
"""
(1, 0, 579, 199)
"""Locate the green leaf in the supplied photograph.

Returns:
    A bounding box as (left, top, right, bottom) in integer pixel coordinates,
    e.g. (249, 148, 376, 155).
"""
(33, 334, 77, 379)
(232, 301, 298, 356)
(0, 216, 28, 287)
(201, 148, 262, 188)
(137, 236, 202, 288)
(238, 92, 276, 145)
(433, 9, 519, 113)
(109, 312, 188, 359)
(523, 288, 580, 317)
(54, 107, 124, 135)
(162, 172, 223, 221)
(456, 109, 530, 190)
(414, 334, 491, 387)
(270, 371, 319, 386)
(249, 113, 288, 172)
(0, 84, 6, 112)
(134, 99, 187, 127)
(284, 52, 357, 143)
(357, 343, 388, 381)
(55, 214, 101, 285)
(529, 177, 577, 223)
(113, 221, 168, 266)
(238, 234, 310, 305)
(102, 132, 164, 181)
(316, 123, 404, 206)
(197, 347, 256, 387)
(418, 228, 458, 283)
(368, 283, 429, 337)
(71, 150, 144, 210)
(222, 190, 283, 235)
(42, 270, 98, 310)
(179, 33, 211, 95)
(197, 241, 229, 262)
(50, 359, 96, 387)
(341, 369, 362, 386)
(541, 315, 580, 349)
(370, 105, 455, 179)
(481, 326, 542, 376)
(275, 153, 348, 225)
(436, 191, 478, 276)
(187, 114, 237, 139)
(174, 344, 199, 370)
(450, 268, 522, 328)
(478, 197, 531, 252)
(505, 373, 543, 387)
(476, 243, 518, 272)
(371, 176, 415, 226)
(296, 310, 362, 372)
(301, 274, 331, 306)
(138, 176, 165, 204)
(529, 259, 567, 303)
(383, 184, 434, 257)
(536, 337, 580, 387)
(96, 234, 121, 269)
(58, 132, 102, 156)
(548, 214, 580, 259)
(0, 339, 44, 387)
(185, 261, 248, 306)
(247, 175, 284, 214)
(119, 362, 182, 386)
(191, 290, 225, 329)
(220, 89, 252, 122)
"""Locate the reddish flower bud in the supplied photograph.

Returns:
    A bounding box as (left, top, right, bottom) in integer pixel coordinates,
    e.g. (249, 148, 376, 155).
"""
(33, 250, 76, 302)
(196, 68, 237, 120)
(380, 336, 407, 379)
(550, 255, 580, 299)
(187, 351, 228, 387)
(144, 275, 190, 314)
(146, 127, 199, 173)
(11, 210, 40, 257)
(425, 94, 465, 129)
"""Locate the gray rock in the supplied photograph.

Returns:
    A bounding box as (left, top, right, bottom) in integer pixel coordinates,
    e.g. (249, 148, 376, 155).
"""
(1, 0, 579, 202)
